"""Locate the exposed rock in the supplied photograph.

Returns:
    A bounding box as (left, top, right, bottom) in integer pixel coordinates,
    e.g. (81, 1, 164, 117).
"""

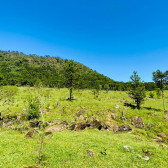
(137, 154, 149, 161)
(46, 125, 66, 132)
(29, 120, 42, 128)
(67, 124, 76, 130)
(90, 119, 102, 130)
(2, 120, 13, 127)
(152, 136, 163, 142)
(79, 115, 84, 120)
(74, 117, 78, 121)
(45, 131, 53, 136)
(76, 110, 85, 117)
(57, 102, 61, 107)
(26, 129, 39, 138)
(111, 113, 116, 120)
(118, 125, 132, 131)
(86, 149, 94, 156)
(47, 121, 55, 126)
(111, 109, 115, 113)
(131, 116, 145, 128)
(48, 106, 54, 110)
(123, 145, 134, 152)
(115, 104, 119, 109)
(22, 108, 28, 114)
(120, 115, 127, 121)
(113, 125, 119, 133)
(17, 115, 26, 121)
(74, 123, 87, 131)
(158, 133, 167, 138)
(164, 111, 168, 115)
(60, 120, 68, 125)
(164, 117, 168, 121)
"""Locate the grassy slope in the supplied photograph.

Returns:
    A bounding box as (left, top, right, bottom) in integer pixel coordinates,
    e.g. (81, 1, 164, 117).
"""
(0, 87, 168, 168)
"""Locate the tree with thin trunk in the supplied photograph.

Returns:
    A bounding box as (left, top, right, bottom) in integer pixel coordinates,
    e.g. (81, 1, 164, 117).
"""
(153, 70, 168, 112)
(128, 71, 146, 109)
(64, 60, 79, 101)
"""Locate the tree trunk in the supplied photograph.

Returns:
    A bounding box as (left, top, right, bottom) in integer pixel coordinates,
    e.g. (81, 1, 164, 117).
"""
(162, 89, 166, 111)
(70, 88, 72, 101)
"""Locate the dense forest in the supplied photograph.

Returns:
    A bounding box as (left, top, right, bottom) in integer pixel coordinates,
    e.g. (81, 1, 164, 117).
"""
(0, 50, 156, 90)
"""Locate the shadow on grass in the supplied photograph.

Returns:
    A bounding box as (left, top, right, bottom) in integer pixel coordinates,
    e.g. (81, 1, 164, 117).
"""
(142, 107, 162, 112)
(124, 103, 136, 109)
(124, 103, 162, 112)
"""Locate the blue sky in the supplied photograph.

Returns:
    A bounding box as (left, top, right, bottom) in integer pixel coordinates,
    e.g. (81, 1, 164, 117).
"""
(1, 0, 168, 82)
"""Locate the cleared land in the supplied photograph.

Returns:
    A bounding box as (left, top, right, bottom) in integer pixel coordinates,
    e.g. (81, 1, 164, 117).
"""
(0, 87, 168, 168)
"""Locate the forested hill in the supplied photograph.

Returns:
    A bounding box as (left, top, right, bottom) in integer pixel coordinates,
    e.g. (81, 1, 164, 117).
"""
(0, 50, 156, 90)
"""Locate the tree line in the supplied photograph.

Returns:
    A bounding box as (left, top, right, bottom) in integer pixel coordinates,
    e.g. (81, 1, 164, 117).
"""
(0, 50, 157, 91)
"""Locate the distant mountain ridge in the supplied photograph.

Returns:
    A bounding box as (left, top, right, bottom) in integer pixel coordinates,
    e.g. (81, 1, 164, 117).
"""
(0, 50, 156, 90)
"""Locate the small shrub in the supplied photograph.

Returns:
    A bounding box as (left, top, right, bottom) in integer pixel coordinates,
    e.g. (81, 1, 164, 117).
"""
(155, 88, 161, 99)
(149, 92, 155, 98)
(27, 97, 40, 120)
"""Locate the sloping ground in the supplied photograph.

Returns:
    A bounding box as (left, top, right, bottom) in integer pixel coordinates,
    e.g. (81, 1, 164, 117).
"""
(0, 87, 168, 167)
(0, 129, 168, 168)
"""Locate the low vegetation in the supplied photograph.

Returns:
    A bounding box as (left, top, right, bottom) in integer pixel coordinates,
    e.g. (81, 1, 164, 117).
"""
(0, 87, 168, 167)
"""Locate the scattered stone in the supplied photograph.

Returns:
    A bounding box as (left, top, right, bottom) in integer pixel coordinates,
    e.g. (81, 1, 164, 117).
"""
(79, 115, 84, 120)
(90, 119, 102, 130)
(111, 109, 115, 113)
(160, 143, 168, 148)
(29, 120, 42, 128)
(164, 111, 168, 115)
(22, 108, 28, 114)
(137, 154, 149, 161)
(111, 113, 116, 120)
(17, 115, 26, 121)
(164, 117, 168, 121)
(48, 106, 54, 110)
(74, 123, 87, 131)
(158, 133, 167, 138)
(60, 120, 68, 125)
(45, 131, 53, 136)
(123, 146, 134, 152)
(57, 102, 61, 107)
(26, 129, 39, 138)
(152, 136, 163, 142)
(47, 121, 55, 126)
(131, 116, 145, 128)
(76, 110, 85, 117)
(118, 125, 132, 132)
(113, 125, 119, 133)
(120, 115, 127, 121)
(74, 117, 78, 121)
(67, 124, 76, 130)
(115, 105, 119, 109)
(86, 149, 94, 156)
(2, 120, 13, 127)
(46, 125, 66, 132)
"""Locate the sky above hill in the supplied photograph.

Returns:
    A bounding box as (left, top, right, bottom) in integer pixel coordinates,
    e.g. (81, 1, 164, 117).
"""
(1, 0, 168, 82)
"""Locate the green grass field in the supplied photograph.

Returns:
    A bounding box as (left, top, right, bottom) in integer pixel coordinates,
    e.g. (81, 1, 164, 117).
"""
(0, 87, 168, 168)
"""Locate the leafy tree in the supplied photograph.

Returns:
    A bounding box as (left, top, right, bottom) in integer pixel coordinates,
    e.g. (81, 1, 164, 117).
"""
(64, 60, 79, 101)
(104, 84, 109, 93)
(153, 70, 168, 111)
(128, 71, 146, 109)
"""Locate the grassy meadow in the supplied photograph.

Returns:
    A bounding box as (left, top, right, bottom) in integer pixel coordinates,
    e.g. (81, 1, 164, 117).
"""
(0, 87, 168, 168)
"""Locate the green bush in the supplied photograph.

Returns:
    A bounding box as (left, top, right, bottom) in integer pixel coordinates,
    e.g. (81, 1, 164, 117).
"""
(149, 91, 155, 98)
(27, 97, 40, 120)
(155, 88, 161, 99)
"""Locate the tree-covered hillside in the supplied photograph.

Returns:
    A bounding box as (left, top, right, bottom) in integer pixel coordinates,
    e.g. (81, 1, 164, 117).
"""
(0, 50, 156, 90)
